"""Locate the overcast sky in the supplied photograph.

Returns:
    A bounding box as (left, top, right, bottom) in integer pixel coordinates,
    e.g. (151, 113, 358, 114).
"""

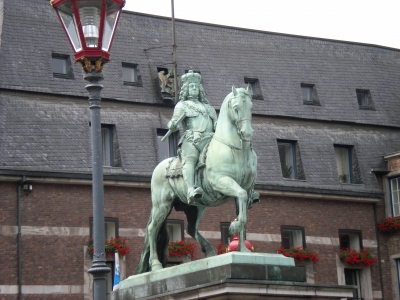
(123, 0, 400, 50)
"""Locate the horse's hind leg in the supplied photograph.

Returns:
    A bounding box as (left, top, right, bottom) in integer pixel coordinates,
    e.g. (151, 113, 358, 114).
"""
(184, 206, 216, 257)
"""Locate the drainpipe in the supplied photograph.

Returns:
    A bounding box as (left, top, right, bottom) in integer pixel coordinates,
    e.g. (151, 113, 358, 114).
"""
(373, 203, 385, 300)
(17, 176, 25, 300)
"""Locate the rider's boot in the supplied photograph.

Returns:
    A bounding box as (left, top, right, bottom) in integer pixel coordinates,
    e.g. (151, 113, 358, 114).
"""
(182, 162, 203, 204)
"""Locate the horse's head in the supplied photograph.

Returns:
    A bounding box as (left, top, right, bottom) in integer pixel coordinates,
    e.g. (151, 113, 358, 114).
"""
(229, 85, 254, 141)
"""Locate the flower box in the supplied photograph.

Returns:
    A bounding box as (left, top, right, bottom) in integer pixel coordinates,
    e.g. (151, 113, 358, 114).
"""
(168, 240, 196, 259)
(377, 216, 400, 233)
(338, 248, 376, 267)
(278, 246, 319, 262)
(87, 237, 130, 258)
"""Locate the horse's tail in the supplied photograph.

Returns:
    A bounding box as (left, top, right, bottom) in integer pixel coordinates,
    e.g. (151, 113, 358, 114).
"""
(134, 215, 152, 274)
(134, 215, 169, 274)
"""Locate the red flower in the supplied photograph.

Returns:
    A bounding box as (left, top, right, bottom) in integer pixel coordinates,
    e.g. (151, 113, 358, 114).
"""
(278, 246, 319, 263)
(87, 237, 130, 258)
(377, 216, 400, 233)
(168, 240, 196, 258)
(338, 248, 377, 267)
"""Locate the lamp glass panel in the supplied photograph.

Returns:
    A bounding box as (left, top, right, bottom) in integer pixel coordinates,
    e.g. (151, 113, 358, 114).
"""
(102, 1, 121, 51)
(77, 1, 102, 48)
(57, 0, 82, 51)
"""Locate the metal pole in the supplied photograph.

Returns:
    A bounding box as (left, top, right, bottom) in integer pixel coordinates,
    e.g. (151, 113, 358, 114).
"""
(171, 0, 178, 103)
(85, 71, 110, 300)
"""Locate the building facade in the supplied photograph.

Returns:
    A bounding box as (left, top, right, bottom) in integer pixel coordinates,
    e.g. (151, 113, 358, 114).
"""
(1, 0, 400, 299)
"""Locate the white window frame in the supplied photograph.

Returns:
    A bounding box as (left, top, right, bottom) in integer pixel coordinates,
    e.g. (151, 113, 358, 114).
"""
(166, 220, 184, 243)
(122, 63, 137, 84)
(102, 125, 113, 167)
(334, 145, 352, 184)
(281, 226, 305, 249)
(157, 129, 177, 162)
(278, 141, 297, 179)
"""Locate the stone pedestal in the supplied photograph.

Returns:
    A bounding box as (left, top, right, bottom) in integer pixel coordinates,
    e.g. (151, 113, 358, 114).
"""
(111, 252, 355, 299)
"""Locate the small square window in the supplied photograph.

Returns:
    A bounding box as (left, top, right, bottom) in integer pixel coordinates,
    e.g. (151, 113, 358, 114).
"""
(244, 77, 263, 100)
(122, 65, 136, 83)
(339, 230, 362, 250)
(356, 89, 374, 110)
(166, 220, 184, 242)
(301, 83, 320, 105)
(157, 129, 177, 162)
(52, 54, 73, 79)
(122, 63, 142, 86)
(281, 226, 305, 249)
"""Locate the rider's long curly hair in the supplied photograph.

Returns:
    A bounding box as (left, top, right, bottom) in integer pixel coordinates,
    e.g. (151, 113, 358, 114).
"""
(179, 82, 209, 104)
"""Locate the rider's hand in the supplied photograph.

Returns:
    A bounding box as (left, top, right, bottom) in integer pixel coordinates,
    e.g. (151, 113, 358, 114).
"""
(168, 120, 178, 131)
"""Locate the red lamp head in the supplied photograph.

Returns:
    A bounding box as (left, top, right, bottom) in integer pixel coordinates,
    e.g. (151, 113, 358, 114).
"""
(51, 0, 125, 64)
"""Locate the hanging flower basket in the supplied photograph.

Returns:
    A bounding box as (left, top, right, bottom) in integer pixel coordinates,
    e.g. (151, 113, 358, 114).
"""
(377, 216, 400, 233)
(278, 246, 319, 262)
(338, 248, 377, 267)
(168, 240, 196, 259)
(87, 237, 130, 258)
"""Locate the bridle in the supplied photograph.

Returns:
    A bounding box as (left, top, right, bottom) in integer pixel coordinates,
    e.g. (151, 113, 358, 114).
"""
(227, 93, 253, 142)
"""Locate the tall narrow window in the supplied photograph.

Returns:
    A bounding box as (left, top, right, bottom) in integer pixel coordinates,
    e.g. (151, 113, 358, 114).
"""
(277, 140, 305, 180)
(390, 177, 400, 217)
(396, 259, 400, 295)
(334, 145, 351, 184)
(157, 129, 177, 162)
(344, 269, 362, 299)
(102, 125, 113, 167)
(281, 226, 305, 249)
(220, 222, 233, 245)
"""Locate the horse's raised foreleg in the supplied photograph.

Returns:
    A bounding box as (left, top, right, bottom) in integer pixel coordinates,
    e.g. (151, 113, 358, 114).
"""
(210, 176, 250, 252)
(184, 205, 216, 257)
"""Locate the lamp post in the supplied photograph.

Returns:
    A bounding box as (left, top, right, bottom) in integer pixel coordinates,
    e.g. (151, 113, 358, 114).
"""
(50, 1, 125, 299)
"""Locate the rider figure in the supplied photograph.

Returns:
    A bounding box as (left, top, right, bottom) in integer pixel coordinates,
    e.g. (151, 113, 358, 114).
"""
(167, 70, 218, 203)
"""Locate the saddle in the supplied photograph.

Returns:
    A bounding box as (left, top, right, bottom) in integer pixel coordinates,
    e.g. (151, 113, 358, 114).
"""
(165, 141, 209, 179)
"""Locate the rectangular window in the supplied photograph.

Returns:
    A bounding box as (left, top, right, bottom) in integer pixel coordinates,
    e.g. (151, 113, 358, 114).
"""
(301, 85, 313, 103)
(220, 222, 233, 245)
(122, 65, 136, 83)
(102, 125, 113, 167)
(281, 226, 305, 249)
(396, 259, 400, 295)
(122, 63, 142, 86)
(334, 145, 352, 184)
(390, 177, 400, 217)
(157, 129, 177, 162)
(166, 220, 184, 242)
(52, 54, 73, 78)
(339, 230, 362, 250)
(90, 217, 119, 240)
(357, 90, 368, 107)
(344, 269, 362, 299)
(278, 141, 296, 179)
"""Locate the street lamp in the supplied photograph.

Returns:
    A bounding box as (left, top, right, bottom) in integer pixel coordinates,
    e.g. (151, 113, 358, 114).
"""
(50, 1, 125, 299)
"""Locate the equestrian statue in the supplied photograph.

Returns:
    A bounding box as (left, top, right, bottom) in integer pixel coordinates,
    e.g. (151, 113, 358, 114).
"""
(135, 70, 259, 274)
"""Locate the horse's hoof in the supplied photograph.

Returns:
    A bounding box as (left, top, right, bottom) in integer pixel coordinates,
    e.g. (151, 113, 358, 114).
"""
(150, 261, 163, 271)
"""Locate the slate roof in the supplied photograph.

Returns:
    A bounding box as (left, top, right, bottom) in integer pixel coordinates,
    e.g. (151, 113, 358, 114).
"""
(0, 0, 399, 194)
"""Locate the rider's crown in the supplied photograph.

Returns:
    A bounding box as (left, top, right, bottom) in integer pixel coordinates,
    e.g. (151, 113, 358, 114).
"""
(181, 69, 201, 85)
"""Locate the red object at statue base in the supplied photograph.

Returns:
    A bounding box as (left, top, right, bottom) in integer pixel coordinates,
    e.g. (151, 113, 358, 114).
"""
(228, 234, 254, 252)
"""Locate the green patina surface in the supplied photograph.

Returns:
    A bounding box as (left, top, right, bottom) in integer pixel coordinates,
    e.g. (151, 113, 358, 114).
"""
(121, 252, 294, 289)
